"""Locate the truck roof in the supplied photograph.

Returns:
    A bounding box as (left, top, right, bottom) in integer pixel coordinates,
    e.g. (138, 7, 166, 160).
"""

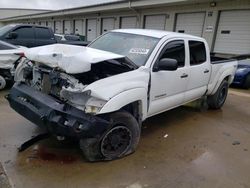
(8, 24, 51, 29)
(112, 29, 203, 40)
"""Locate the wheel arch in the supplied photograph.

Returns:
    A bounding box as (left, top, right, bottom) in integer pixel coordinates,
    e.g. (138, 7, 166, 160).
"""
(209, 73, 232, 95)
(98, 88, 148, 121)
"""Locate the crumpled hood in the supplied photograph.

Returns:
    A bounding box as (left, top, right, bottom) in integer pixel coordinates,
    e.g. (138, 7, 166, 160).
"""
(25, 44, 124, 74)
(0, 46, 27, 69)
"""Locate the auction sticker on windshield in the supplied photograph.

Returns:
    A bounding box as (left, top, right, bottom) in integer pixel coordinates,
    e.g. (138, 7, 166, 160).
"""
(129, 48, 150, 55)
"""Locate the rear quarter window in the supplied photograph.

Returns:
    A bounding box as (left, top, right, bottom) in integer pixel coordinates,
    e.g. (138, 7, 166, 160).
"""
(189, 41, 207, 65)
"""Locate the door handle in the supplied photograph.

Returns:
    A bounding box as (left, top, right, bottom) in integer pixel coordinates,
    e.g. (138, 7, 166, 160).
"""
(180, 73, 188, 78)
(204, 69, 210, 73)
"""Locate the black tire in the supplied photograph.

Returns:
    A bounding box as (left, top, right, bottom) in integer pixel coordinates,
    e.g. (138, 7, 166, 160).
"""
(80, 112, 140, 162)
(207, 79, 229, 109)
(0, 75, 6, 90)
(243, 74, 250, 89)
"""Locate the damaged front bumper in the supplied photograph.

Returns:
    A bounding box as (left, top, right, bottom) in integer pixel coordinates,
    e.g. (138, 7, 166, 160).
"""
(6, 83, 110, 139)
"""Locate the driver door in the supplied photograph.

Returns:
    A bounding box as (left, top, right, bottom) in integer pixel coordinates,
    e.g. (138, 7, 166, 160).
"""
(148, 39, 190, 117)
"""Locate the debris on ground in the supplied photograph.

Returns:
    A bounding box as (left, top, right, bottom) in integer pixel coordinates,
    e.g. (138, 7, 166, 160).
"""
(232, 141, 241, 145)
(0, 163, 11, 188)
(163, 134, 168, 138)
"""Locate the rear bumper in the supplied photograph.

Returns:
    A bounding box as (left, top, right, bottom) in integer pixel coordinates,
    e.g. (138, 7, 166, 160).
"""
(6, 83, 110, 139)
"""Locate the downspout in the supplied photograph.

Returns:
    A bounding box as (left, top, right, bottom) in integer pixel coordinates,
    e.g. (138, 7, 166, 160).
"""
(128, 0, 140, 26)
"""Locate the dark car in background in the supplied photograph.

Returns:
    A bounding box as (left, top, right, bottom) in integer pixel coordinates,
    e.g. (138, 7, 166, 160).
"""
(55, 33, 89, 46)
(232, 58, 250, 89)
(0, 24, 88, 48)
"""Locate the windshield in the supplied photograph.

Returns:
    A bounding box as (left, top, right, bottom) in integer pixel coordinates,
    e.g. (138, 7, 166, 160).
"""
(0, 25, 15, 37)
(89, 32, 160, 66)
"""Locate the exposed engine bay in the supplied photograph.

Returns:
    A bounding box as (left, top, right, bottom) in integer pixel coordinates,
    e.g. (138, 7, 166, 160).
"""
(15, 57, 135, 113)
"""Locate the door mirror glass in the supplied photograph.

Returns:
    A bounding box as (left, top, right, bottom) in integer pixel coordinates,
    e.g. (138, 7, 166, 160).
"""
(6, 32, 18, 39)
(154, 58, 178, 71)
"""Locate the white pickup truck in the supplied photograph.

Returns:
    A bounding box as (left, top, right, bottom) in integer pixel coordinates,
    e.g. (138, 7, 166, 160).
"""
(7, 29, 237, 161)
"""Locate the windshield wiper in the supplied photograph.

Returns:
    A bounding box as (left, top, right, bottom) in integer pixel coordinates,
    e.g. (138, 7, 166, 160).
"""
(123, 57, 138, 69)
(108, 58, 138, 70)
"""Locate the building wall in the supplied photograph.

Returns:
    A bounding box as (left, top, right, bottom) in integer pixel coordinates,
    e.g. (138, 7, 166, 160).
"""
(0, 8, 49, 26)
(2, 0, 250, 54)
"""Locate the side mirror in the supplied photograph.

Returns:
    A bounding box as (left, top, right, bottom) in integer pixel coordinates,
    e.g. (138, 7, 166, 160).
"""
(154, 58, 178, 72)
(6, 32, 18, 39)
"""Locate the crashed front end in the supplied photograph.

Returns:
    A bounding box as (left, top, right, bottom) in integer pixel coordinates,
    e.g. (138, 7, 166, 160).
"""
(7, 83, 109, 139)
(6, 45, 134, 139)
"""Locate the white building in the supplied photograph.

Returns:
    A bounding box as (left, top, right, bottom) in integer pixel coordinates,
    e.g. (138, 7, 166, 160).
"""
(0, 0, 250, 55)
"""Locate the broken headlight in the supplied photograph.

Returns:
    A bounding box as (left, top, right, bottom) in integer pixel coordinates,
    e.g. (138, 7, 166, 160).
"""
(84, 97, 107, 114)
(60, 88, 106, 114)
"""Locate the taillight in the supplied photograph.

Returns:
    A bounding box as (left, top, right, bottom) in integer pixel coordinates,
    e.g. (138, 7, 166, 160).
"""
(14, 52, 25, 57)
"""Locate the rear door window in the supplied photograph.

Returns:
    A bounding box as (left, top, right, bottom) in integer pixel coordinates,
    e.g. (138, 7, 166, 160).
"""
(35, 27, 52, 39)
(189, 41, 207, 65)
(14, 26, 34, 39)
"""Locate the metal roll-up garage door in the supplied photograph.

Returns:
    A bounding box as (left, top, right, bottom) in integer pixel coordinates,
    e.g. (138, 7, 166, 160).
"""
(144, 15, 166, 30)
(75, 20, 85, 36)
(102, 18, 115, 34)
(120, 16, 137, 28)
(214, 10, 250, 55)
(55, 21, 63, 34)
(175, 12, 206, 37)
(64, 20, 73, 34)
(47, 21, 54, 32)
(87, 19, 97, 42)
(40, 21, 46, 26)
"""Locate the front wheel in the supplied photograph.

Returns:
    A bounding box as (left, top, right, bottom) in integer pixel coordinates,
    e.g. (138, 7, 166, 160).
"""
(207, 79, 229, 109)
(80, 112, 140, 162)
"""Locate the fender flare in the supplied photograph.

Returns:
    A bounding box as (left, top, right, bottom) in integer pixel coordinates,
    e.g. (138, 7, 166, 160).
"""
(98, 88, 148, 121)
(208, 69, 233, 95)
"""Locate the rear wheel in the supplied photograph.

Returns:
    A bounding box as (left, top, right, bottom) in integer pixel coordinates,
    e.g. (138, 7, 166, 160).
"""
(207, 79, 229, 109)
(80, 112, 140, 162)
(0, 75, 6, 90)
(243, 74, 250, 89)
